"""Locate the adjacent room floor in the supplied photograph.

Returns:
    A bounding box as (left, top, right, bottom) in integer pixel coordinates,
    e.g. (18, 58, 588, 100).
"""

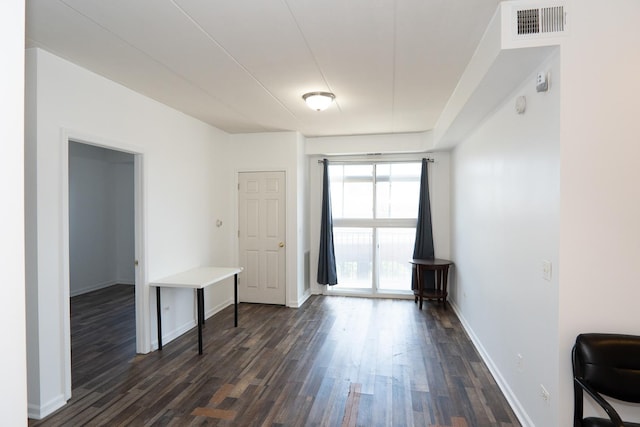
(29, 286, 521, 426)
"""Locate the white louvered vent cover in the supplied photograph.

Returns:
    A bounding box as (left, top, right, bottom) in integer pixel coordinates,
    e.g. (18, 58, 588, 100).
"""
(516, 5, 565, 35)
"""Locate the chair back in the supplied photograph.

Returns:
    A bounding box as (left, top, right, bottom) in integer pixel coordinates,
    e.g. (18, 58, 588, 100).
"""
(573, 333, 640, 403)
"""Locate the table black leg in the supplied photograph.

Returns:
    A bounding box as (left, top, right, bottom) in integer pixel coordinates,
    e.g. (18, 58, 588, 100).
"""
(411, 264, 418, 304)
(442, 267, 449, 310)
(199, 289, 205, 326)
(234, 273, 238, 327)
(418, 267, 424, 310)
(197, 288, 204, 355)
(156, 287, 162, 351)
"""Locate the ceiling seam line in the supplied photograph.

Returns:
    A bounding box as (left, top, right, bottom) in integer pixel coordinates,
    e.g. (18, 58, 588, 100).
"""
(57, 0, 255, 124)
(170, 0, 300, 121)
(281, 0, 342, 113)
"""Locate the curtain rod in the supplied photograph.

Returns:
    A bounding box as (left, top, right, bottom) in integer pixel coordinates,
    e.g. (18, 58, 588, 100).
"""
(317, 158, 434, 164)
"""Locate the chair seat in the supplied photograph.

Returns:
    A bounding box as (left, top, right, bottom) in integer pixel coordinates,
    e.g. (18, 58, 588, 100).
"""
(584, 417, 640, 427)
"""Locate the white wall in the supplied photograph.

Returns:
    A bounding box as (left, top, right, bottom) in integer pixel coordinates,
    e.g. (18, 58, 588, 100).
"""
(297, 132, 311, 299)
(558, 1, 640, 424)
(219, 131, 308, 307)
(113, 156, 135, 284)
(25, 48, 230, 418)
(0, 0, 27, 424)
(306, 131, 433, 155)
(451, 50, 560, 426)
(69, 142, 135, 296)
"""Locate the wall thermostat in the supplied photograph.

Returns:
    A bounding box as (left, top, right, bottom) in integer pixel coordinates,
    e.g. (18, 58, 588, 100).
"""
(536, 72, 549, 92)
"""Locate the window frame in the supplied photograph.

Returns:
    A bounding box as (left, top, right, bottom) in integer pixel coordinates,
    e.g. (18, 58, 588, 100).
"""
(325, 158, 423, 297)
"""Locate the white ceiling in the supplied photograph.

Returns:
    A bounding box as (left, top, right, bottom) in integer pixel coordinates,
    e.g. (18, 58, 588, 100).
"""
(25, 0, 500, 137)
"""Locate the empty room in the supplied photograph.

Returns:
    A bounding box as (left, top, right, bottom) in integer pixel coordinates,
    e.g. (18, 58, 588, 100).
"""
(2, 1, 640, 426)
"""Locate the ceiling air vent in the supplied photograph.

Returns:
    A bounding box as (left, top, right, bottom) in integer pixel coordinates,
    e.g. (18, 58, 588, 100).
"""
(516, 5, 565, 35)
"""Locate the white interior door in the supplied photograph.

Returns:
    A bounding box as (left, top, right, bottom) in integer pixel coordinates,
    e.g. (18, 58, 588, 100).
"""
(238, 171, 286, 305)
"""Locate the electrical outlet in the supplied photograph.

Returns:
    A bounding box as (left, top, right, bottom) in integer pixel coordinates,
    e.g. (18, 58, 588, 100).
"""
(540, 384, 550, 403)
(541, 260, 552, 281)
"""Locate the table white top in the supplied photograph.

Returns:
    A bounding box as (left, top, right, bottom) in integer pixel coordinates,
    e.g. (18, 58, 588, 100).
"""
(149, 266, 243, 289)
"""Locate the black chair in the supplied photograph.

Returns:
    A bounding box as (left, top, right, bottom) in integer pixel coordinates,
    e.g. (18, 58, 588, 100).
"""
(572, 333, 640, 427)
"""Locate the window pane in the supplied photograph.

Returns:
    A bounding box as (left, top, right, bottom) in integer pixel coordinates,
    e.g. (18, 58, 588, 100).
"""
(375, 163, 421, 218)
(343, 182, 373, 218)
(334, 227, 372, 288)
(330, 164, 373, 219)
(344, 164, 373, 178)
(392, 162, 421, 177)
(378, 228, 416, 291)
(376, 181, 420, 218)
(376, 163, 390, 178)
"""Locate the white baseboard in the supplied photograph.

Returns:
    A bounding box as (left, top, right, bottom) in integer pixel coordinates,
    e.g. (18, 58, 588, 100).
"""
(205, 297, 234, 320)
(116, 280, 135, 286)
(151, 319, 197, 351)
(28, 394, 66, 420)
(70, 280, 135, 297)
(69, 280, 117, 297)
(289, 289, 312, 308)
(449, 300, 534, 427)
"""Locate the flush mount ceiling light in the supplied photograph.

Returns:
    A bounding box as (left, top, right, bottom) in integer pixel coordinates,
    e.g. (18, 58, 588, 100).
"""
(302, 91, 335, 111)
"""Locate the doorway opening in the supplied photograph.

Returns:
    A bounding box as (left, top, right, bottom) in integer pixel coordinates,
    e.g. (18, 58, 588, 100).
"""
(62, 136, 147, 400)
(68, 142, 135, 390)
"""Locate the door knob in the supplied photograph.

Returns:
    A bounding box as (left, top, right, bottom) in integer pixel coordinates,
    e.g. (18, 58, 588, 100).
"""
(279, 242, 285, 248)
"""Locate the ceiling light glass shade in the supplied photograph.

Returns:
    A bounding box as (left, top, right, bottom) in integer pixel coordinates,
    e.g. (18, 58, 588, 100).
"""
(302, 92, 335, 111)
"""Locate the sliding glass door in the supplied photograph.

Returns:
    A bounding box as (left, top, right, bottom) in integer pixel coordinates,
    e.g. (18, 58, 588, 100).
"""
(328, 161, 421, 294)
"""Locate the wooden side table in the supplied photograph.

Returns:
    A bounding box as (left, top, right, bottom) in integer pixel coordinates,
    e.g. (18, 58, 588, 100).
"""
(409, 258, 453, 310)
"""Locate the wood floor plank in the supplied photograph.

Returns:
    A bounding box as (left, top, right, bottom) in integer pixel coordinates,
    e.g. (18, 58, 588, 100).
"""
(191, 407, 237, 420)
(341, 382, 361, 427)
(29, 287, 521, 426)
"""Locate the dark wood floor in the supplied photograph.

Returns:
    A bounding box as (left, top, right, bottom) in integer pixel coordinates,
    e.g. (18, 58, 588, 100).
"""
(30, 286, 521, 427)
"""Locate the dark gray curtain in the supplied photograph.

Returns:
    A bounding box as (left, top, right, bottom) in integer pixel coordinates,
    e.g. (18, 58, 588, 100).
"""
(412, 158, 435, 290)
(317, 159, 338, 285)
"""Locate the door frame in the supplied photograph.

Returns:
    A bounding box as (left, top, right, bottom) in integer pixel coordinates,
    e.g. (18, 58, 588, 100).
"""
(236, 169, 287, 306)
(60, 129, 149, 400)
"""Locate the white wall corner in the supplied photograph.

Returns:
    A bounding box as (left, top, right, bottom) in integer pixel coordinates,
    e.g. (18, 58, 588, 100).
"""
(290, 288, 312, 308)
(434, 1, 563, 149)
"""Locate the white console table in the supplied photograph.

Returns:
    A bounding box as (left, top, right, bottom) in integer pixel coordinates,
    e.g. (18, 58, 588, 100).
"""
(150, 266, 243, 355)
